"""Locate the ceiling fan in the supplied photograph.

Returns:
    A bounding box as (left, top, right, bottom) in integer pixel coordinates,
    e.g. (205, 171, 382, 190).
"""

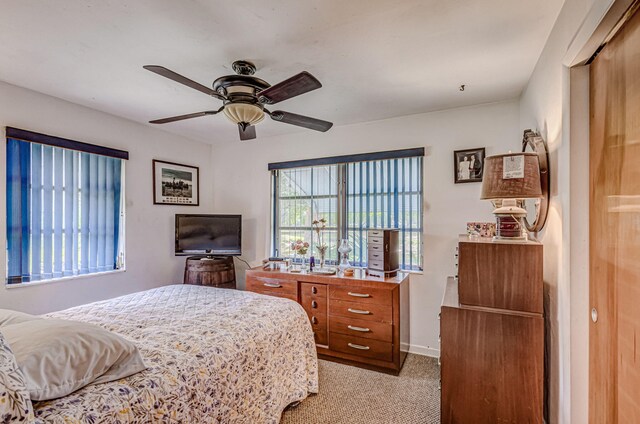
(144, 60, 333, 141)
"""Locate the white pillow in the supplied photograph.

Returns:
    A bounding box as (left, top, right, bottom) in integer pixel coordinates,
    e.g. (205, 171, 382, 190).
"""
(0, 309, 39, 327)
(2, 318, 147, 401)
(0, 330, 34, 422)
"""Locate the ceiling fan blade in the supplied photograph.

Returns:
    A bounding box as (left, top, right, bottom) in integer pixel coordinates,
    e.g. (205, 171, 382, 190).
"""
(238, 124, 257, 141)
(258, 72, 321, 105)
(144, 65, 225, 100)
(149, 109, 221, 124)
(269, 110, 333, 132)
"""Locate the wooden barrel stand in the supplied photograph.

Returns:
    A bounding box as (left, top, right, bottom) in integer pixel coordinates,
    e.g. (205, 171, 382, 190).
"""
(183, 256, 236, 289)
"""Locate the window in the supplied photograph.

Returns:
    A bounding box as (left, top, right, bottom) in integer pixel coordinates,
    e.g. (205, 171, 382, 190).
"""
(6, 127, 128, 284)
(271, 148, 423, 271)
(274, 165, 340, 263)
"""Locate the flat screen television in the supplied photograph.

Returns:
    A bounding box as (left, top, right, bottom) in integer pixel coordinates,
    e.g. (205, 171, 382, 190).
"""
(175, 214, 242, 256)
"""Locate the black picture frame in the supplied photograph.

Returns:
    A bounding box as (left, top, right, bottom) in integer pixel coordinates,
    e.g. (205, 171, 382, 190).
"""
(454, 147, 485, 184)
(153, 159, 200, 206)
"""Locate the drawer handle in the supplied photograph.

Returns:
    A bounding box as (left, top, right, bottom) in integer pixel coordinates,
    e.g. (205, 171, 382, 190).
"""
(347, 292, 371, 298)
(312, 286, 318, 294)
(312, 300, 318, 309)
(347, 325, 370, 333)
(348, 342, 370, 351)
(263, 282, 282, 288)
(370, 245, 381, 250)
(347, 308, 371, 315)
(311, 316, 318, 325)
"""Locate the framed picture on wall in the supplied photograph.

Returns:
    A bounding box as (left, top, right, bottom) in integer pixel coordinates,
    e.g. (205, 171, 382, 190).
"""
(454, 147, 485, 184)
(153, 160, 200, 205)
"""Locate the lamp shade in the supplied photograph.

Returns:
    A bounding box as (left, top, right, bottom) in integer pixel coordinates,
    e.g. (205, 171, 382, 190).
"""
(223, 103, 265, 126)
(480, 152, 542, 200)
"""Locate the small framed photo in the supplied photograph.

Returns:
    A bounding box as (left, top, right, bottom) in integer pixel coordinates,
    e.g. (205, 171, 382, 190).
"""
(454, 147, 485, 184)
(153, 160, 199, 206)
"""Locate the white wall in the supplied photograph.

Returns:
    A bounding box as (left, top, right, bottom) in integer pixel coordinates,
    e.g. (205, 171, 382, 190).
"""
(210, 100, 520, 355)
(518, 0, 598, 422)
(0, 81, 213, 314)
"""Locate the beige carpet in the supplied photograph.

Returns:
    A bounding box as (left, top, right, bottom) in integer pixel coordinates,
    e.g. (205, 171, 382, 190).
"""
(280, 354, 441, 424)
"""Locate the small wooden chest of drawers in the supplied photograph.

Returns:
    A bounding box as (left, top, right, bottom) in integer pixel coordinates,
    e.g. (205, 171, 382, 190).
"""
(245, 268, 410, 374)
(367, 229, 400, 277)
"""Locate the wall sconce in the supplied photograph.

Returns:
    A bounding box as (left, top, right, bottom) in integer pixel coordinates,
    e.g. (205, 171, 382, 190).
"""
(480, 130, 550, 241)
(481, 152, 542, 241)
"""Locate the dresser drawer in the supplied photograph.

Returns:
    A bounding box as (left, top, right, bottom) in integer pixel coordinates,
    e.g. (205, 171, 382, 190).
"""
(367, 229, 385, 238)
(368, 250, 384, 263)
(329, 333, 393, 362)
(301, 293, 328, 315)
(300, 282, 327, 299)
(329, 315, 392, 342)
(368, 236, 384, 246)
(329, 285, 392, 306)
(307, 313, 328, 345)
(368, 259, 385, 270)
(313, 328, 328, 346)
(368, 243, 384, 254)
(245, 276, 297, 301)
(329, 299, 392, 322)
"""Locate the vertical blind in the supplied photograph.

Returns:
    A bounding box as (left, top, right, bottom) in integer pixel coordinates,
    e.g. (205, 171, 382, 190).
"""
(271, 148, 423, 271)
(346, 156, 423, 270)
(6, 135, 125, 284)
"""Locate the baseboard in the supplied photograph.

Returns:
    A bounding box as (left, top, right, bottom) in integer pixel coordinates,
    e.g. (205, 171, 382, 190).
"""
(402, 343, 440, 358)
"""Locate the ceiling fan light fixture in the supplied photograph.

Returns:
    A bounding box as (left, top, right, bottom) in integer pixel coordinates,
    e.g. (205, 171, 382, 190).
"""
(223, 102, 265, 126)
(145, 61, 333, 141)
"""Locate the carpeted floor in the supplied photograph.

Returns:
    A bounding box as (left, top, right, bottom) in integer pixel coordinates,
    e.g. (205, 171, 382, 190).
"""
(280, 354, 441, 424)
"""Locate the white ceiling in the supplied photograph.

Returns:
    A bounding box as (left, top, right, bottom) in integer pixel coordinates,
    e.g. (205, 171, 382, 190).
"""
(0, 0, 563, 145)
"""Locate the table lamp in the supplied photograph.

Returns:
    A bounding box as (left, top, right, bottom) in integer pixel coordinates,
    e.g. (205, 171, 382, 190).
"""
(480, 152, 542, 241)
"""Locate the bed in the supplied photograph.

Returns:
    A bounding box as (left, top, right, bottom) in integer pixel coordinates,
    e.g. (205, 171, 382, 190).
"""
(31, 284, 318, 423)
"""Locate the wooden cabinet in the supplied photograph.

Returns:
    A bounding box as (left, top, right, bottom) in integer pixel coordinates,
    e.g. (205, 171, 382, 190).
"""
(245, 268, 410, 374)
(441, 237, 544, 423)
(458, 238, 543, 313)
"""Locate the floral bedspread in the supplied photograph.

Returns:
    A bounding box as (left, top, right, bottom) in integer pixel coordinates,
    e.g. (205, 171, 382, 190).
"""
(33, 285, 318, 424)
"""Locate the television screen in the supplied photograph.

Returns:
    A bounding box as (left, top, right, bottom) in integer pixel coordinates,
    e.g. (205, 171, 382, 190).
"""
(175, 214, 241, 256)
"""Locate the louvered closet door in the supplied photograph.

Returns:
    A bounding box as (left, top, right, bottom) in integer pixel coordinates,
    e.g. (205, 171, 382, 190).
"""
(590, 5, 640, 423)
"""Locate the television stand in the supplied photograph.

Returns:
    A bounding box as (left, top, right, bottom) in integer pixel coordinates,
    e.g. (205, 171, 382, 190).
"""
(183, 256, 236, 289)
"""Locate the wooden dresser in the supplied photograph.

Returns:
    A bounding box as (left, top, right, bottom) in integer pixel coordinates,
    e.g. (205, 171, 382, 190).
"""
(245, 268, 410, 374)
(440, 236, 544, 423)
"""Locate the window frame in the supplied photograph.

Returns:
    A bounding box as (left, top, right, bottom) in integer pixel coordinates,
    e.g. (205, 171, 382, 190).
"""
(5, 127, 128, 286)
(270, 149, 424, 271)
(272, 164, 341, 264)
